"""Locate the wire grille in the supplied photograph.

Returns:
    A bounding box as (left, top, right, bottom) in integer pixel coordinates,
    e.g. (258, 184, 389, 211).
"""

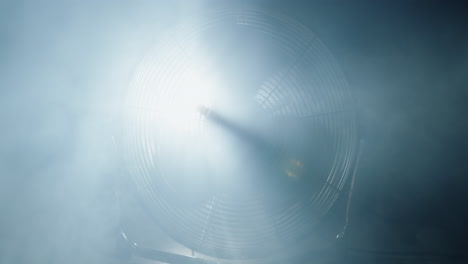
(123, 8, 358, 259)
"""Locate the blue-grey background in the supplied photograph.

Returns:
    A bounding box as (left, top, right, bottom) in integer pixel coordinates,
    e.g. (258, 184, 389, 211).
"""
(0, 0, 466, 263)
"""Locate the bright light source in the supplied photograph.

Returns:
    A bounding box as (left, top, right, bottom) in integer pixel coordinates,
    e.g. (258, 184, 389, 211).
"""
(156, 67, 218, 132)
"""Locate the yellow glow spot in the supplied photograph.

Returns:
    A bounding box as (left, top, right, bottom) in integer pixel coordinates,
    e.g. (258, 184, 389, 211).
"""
(286, 170, 299, 179)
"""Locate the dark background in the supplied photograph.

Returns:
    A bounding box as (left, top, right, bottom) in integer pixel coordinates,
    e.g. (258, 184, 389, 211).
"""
(0, 0, 467, 263)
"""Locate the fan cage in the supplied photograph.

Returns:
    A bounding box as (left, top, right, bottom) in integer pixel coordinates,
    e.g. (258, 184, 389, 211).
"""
(122, 8, 358, 260)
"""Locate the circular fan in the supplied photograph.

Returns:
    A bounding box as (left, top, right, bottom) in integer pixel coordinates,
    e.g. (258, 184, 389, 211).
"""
(122, 8, 358, 260)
